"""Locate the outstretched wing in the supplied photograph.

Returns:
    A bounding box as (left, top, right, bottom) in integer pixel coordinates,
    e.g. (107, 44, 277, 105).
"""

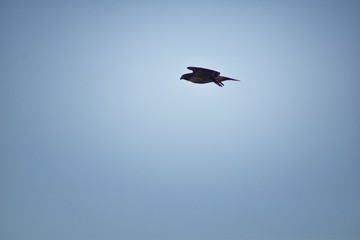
(187, 66, 220, 78)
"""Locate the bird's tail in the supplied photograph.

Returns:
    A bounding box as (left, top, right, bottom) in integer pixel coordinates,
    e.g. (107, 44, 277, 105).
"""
(219, 76, 240, 82)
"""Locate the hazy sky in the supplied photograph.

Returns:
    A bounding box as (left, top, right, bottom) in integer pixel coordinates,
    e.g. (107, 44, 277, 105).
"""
(1, 1, 360, 239)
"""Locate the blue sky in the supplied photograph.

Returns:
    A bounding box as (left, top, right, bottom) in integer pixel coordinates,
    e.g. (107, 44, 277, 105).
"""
(1, 1, 360, 239)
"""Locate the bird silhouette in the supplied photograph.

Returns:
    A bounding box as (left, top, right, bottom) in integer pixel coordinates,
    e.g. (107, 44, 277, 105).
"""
(180, 66, 240, 87)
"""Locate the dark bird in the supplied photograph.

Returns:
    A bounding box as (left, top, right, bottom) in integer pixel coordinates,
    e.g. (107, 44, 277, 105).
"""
(180, 66, 240, 87)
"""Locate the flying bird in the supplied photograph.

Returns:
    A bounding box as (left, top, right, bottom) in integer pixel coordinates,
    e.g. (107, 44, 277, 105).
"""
(180, 66, 240, 87)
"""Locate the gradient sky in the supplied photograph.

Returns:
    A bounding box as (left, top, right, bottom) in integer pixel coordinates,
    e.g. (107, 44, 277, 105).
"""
(1, 1, 360, 239)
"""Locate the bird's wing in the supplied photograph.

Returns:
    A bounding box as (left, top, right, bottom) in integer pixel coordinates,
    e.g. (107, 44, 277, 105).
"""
(187, 66, 220, 78)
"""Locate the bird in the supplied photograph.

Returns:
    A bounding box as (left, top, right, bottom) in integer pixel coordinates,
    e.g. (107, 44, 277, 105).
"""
(180, 66, 240, 87)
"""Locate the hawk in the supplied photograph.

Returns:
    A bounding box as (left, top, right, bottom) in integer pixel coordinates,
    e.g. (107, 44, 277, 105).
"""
(180, 66, 240, 87)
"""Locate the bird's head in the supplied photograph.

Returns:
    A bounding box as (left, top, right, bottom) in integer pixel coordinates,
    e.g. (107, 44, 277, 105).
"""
(180, 73, 191, 80)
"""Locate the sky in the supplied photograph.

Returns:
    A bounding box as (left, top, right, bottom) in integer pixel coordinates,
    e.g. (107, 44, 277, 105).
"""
(1, 0, 360, 239)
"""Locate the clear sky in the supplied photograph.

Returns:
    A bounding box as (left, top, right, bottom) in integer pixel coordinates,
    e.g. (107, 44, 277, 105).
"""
(1, 1, 360, 239)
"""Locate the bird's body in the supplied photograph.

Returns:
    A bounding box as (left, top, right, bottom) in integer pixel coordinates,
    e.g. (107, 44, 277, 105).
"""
(180, 66, 239, 87)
